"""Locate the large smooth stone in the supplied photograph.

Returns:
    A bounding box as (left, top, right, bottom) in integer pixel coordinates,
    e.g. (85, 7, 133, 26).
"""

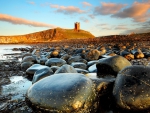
(96, 55, 131, 77)
(71, 62, 87, 70)
(55, 64, 77, 74)
(26, 64, 50, 75)
(32, 67, 54, 84)
(45, 58, 66, 67)
(113, 65, 150, 112)
(26, 73, 98, 112)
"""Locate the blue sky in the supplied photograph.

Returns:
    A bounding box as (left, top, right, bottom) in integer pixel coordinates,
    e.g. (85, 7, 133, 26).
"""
(0, 0, 150, 36)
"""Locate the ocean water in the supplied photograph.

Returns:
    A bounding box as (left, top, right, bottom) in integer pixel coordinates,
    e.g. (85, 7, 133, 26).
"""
(0, 44, 30, 60)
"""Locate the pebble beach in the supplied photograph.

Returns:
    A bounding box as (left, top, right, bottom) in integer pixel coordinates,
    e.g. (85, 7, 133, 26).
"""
(1, 39, 150, 113)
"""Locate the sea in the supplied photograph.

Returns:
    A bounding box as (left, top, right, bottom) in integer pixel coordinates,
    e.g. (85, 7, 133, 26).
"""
(0, 44, 31, 60)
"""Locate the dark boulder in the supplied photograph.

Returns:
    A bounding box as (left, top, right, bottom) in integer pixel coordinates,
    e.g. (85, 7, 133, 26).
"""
(96, 56, 131, 77)
(113, 65, 150, 112)
(45, 58, 66, 67)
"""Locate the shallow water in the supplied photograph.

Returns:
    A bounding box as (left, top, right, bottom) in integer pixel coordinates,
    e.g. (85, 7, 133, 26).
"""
(1, 76, 32, 100)
(0, 44, 30, 60)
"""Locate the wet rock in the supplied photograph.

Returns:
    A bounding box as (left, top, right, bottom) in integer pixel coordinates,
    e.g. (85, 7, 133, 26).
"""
(96, 55, 132, 77)
(55, 64, 77, 74)
(22, 56, 35, 63)
(32, 67, 53, 84)
(21, 62, 33, 71)
(45, 58, 66, 67)
(71, 62, 87, 70)
(26, 64, 50, 76)
(26, 73, 113, 113)
(26, 73, 96, 112)
(113, 65, 150, 112)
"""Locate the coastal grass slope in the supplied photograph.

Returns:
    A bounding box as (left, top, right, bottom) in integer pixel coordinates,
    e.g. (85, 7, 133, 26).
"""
(0, 28, 95, 44)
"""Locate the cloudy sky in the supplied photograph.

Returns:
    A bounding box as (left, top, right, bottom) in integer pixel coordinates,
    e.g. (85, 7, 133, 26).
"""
(0, 0, 150, 36)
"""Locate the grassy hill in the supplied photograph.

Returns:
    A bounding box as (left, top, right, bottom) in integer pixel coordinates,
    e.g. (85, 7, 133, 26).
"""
(0, 28, 95, 43)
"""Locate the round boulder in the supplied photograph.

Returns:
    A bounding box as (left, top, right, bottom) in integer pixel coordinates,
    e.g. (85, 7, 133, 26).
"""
(26, 64, 50, 76)
(113, 65, 150, 112)
(96, 55, 132, 77)
(26, 73, 98, 112)
(45, 58, 66, 67)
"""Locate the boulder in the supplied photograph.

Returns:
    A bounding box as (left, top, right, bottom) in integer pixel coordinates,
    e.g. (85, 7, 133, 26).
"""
(26, 73, 114, 113)
(96, 56, 132, 77)
(45, 58, 66, 67)
(113, 65, 150, 112)
(26, 64, 50, 76)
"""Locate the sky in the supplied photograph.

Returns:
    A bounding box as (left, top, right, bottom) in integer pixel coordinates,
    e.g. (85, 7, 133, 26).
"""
(0, 0, 150, 37)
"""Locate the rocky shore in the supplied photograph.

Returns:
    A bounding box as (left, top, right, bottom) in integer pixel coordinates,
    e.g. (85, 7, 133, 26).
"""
(1, 39, 150, 113)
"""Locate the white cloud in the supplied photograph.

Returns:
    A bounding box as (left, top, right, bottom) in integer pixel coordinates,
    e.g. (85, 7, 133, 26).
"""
(0, 13, 56, 28)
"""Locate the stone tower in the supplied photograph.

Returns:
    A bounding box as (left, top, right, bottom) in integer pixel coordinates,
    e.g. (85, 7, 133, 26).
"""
(74, 22, 80, 31)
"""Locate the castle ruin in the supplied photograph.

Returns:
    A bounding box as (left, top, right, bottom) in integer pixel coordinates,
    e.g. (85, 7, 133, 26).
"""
(74, 22, 80, 31)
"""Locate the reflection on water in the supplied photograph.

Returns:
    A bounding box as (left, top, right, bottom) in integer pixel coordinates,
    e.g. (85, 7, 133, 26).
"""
(0, 44, 30, 60)
(1, 76, 32, 100)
